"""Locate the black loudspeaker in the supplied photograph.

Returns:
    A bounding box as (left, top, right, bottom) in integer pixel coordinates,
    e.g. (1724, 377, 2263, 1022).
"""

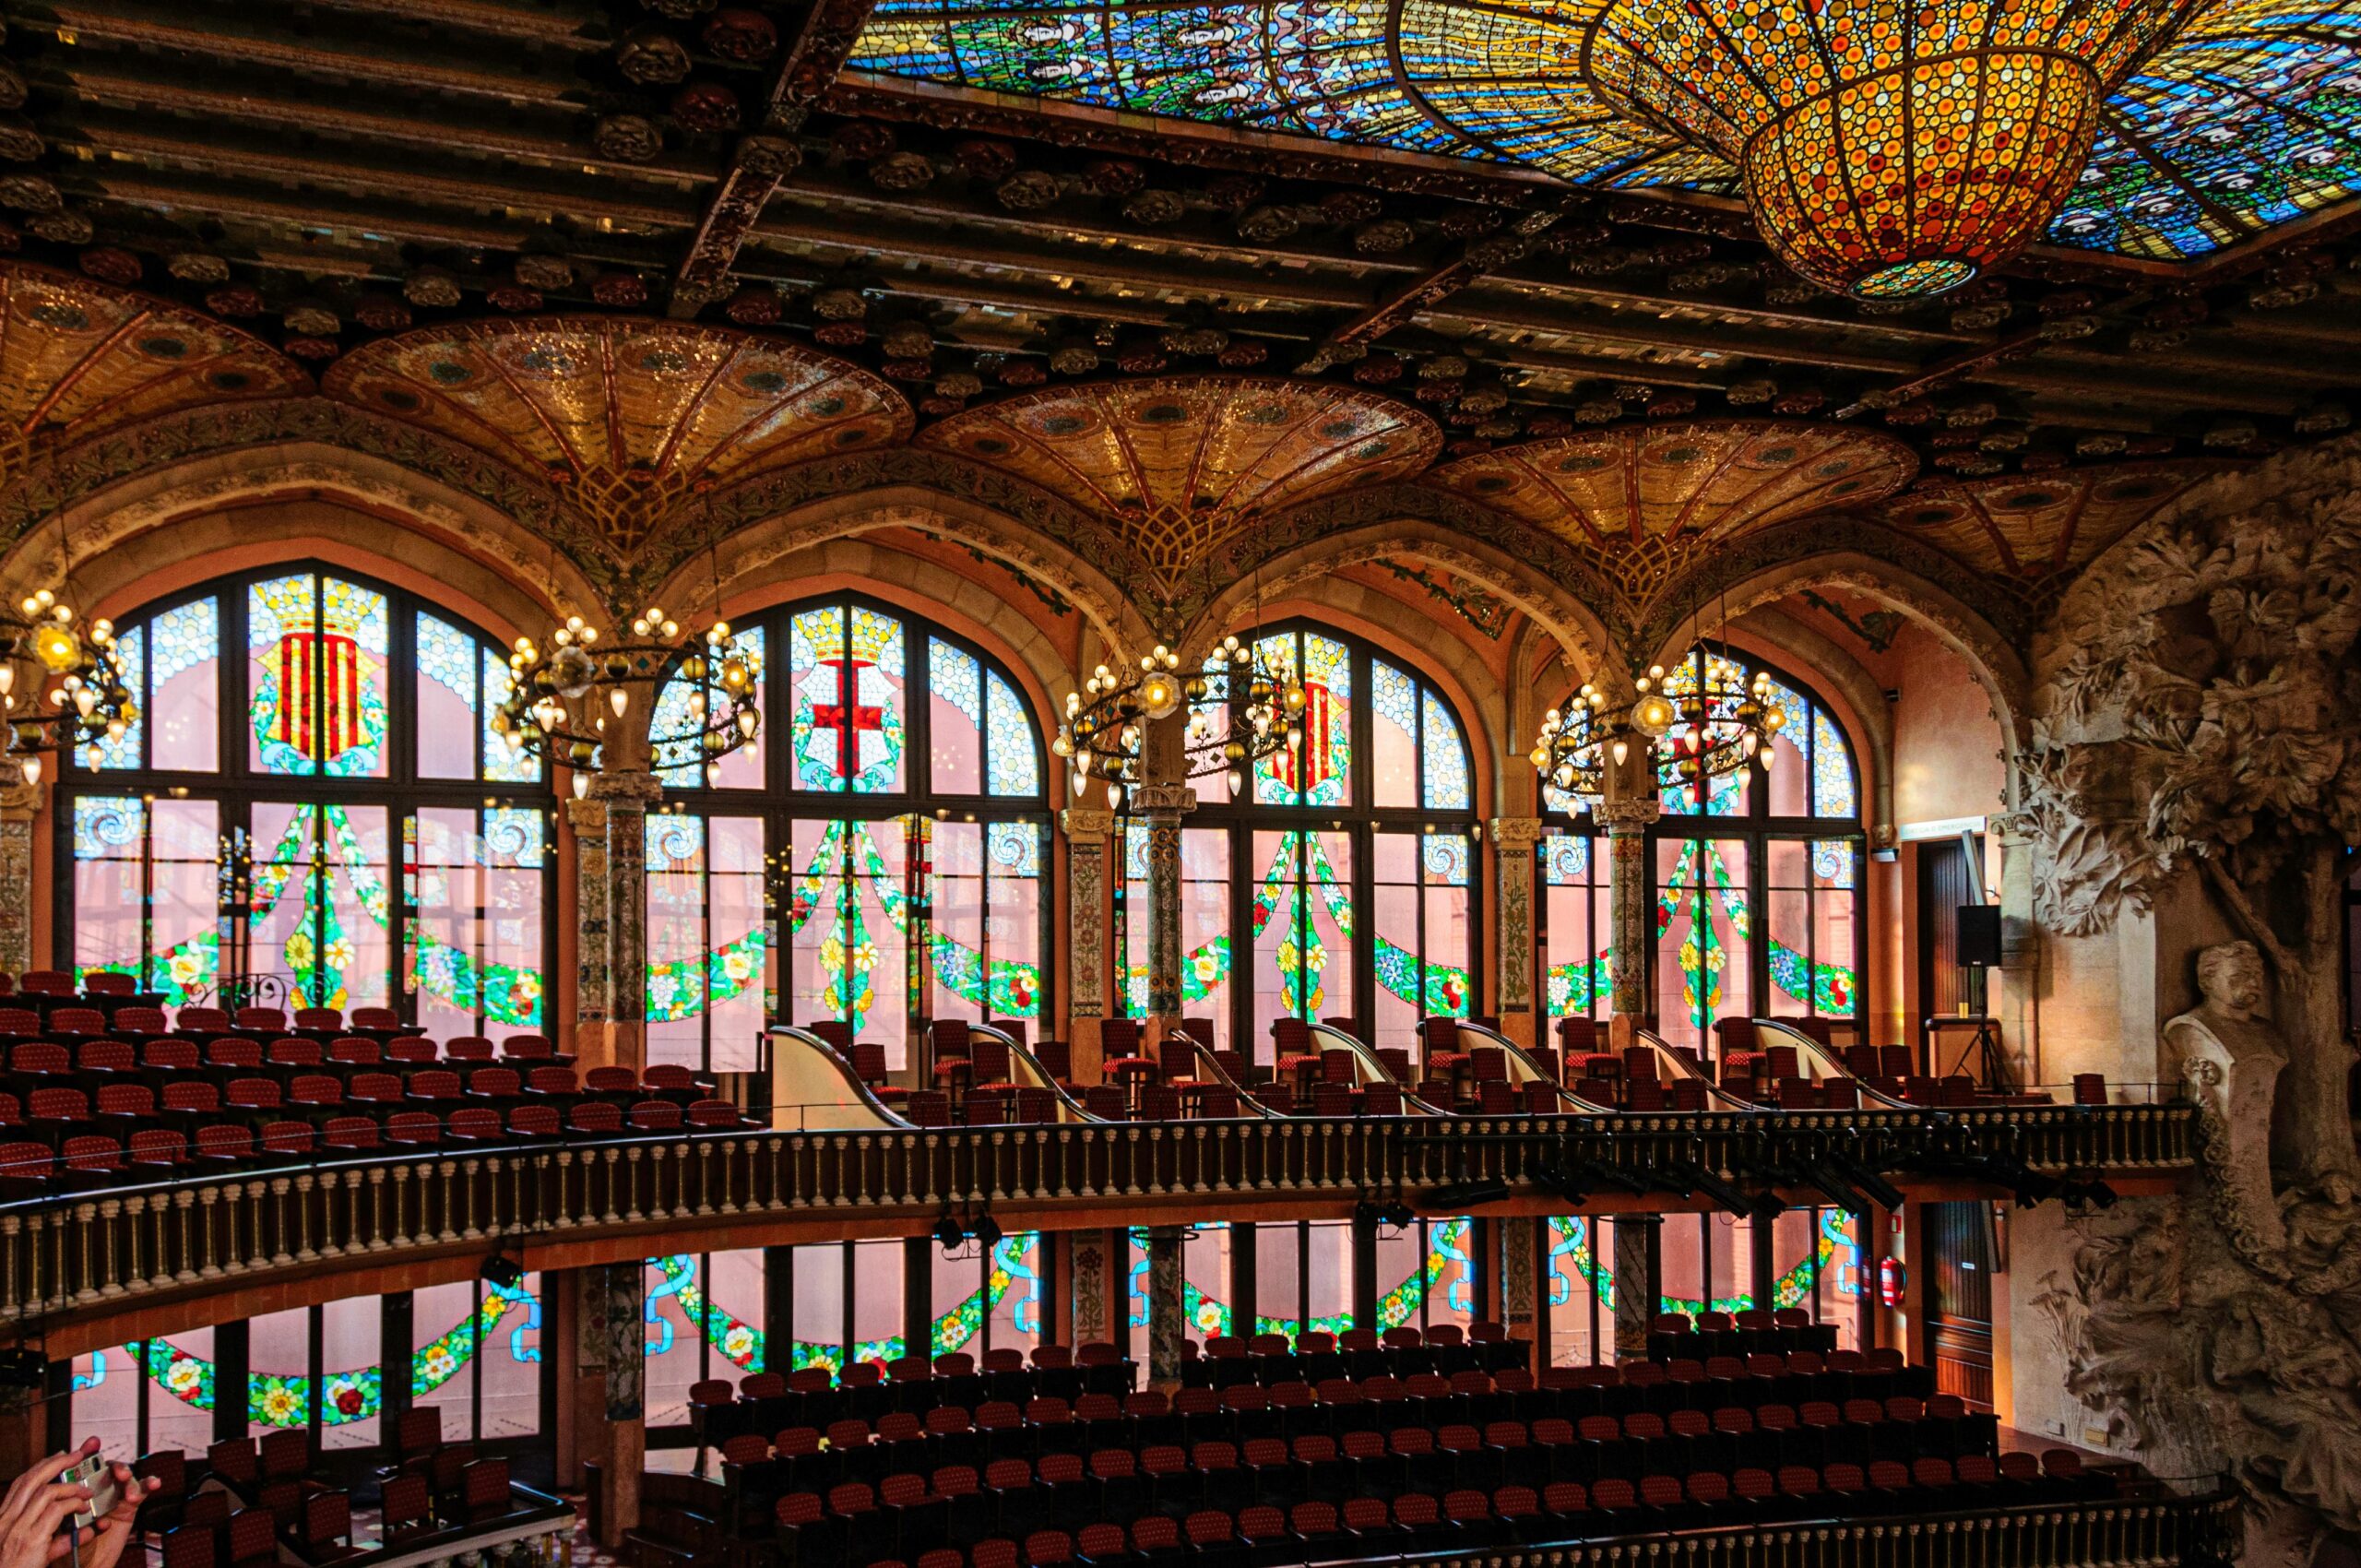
(1956, 904, 2002, 968)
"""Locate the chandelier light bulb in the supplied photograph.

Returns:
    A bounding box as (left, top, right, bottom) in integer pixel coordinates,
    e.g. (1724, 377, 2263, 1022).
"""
(1611, 738, 1629, 766)
(610, 688, 629, 717)
(18, 756, 38, 787)
(706, 763, 723, 787)
(33, 590, 53, 609)
(1107, 782, 1123, 809)
(0, 668, 11, 696)
(572, 772, 590, 800)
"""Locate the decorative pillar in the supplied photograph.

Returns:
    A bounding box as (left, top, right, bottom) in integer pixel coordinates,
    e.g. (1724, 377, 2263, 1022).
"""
(1145, 1223, 1185, 1387)
(1489, 817, 1545, 1046)
(1987, 810, 2044, 1087)
(1132, 782, 1196, 1029)
(556, 1263, 646, 1547)
(1062, 806, 1117, 1077)
(0, 765, 42, 977)
(1595, 737, 1662, 1050)
(1501, 1215, 1539, 1367)
(1068, 1226, 1115, 1348)
(1612, 1217, 1656, 1360)
(574, 769, 662, 1075)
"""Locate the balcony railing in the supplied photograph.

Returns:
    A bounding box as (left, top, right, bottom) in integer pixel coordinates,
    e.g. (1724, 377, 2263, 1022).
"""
(1343, 1485, 2239, 1568)
(0, 1102, 2192, 1328)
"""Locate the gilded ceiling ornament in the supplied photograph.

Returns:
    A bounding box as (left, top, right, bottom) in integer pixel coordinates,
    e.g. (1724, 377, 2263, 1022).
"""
(0, 114, 41, 162)
(205, 283, 265, 316)
(515, 255, 575, 291)
(77, 249, 139, 287)
(403, 267, 462, 308)
(1319, 190, 1382, 223)
(593, 114, 663, 163)
(487, 283, 542, 313)
(166, 252, 230, 284)
(0, 63, 25, 113)
(1121, 190, 1184, 226)
(1049, 345, 1098, 375)
(995, 170, 1062, 210)
(735, 135, 800, 177)
(26, 211, 90, 245)
(671, 82, 742, 133)
(0, 173, 56, 212)
(591, 272, 649, 308)
(1082, 160, 1143, 196)
(1353, 220, 1414, 255)
(618, 28, 693, 82)
(352, 294, 410, 332)
(870, 150, 934, 190)
(954, 139, 1019, 180)
(282, 303, 339, 337)
(882, 321, 933, 358)
(1236, 206, 1300, 242)
(701, 8, 778, 60)
(725, 287, 780, 325)
(812, 288, 866, 321)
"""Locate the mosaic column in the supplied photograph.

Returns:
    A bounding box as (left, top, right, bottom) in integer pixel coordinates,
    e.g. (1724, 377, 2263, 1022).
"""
(1490, 817, 1545, 1039)
(1061, 806, 1117, 1021)
(566, 794, 611, 1037)
(1593, 797, 1661, 1046)
(563, 1261, 647, 1546)
(1145, 1223, 1185, 1387)
(1501, 1215, 1539, 1367)
(577, 769, 662, 1074)
(1068, 1227, 1114, 1347)
(1612, 1217, 1657, 1360)
(0, 766, 41, 977)
(1131, 783, 1195, 1021)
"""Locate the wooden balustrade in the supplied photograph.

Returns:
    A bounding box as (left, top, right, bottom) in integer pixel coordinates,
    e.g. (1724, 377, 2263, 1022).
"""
(1373, 1487, 2239, 1568)
(0, 1103, 2193, 1328)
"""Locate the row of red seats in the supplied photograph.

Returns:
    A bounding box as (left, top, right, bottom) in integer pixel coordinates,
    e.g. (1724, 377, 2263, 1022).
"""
(839, 1448, 2105, 1568)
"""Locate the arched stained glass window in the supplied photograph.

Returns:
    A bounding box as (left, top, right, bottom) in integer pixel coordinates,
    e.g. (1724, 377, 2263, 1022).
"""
(1121, 622, 1479, 1062)
(1649, 646, 1863, 1051)
(60, 564, 552, 1036)
(647, 595, 1050, 1072)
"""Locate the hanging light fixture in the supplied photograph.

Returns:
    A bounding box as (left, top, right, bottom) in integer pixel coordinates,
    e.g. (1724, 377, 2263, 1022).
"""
(492, 605, 758, 778)
(0, 586, 132, 784)
(1530, 656, 1783, 807)
(1051, 636, 1305, 801)
(1584, 0, 2195, 297)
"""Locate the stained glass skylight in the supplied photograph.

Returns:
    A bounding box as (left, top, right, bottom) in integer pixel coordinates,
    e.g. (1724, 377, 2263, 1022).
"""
(846, 0, 2361, 266)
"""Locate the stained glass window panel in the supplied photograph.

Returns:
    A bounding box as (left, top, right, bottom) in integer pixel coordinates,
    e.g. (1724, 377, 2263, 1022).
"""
(789, 609, 848, 792)
(709, 817, 766, 1071)
(931, 638, 983, 794)
(70, 1347, 139, 1462)
(1370, 659, 1418, 809)
(985, 822, 1044, 1018)
(850, 1240, 906, 1363)
(1306, 1220, 1353, 1336)
(87, 624, 142, 769)
(247, 575, 317, 777)
(933, 819, 985, 1024)
(790, 1244, 848, 1371)
(1256, 1224, 1302, 1340)
(1812, 708, 1857, 818)
(72, 796, 145, 992)
(986, 1232, 1044, 1358)
(646, 813, 711, 1071)
(415, 612, 478, 780)
(1654, 837, 1751, 1053)
(145, 1326, 214, 1456)
(481, 647, 539, 784)
(985, 672, 1038, 797)
(852, 608, 908, 793)
(1543, 831, 1611, 1022)
(1422, 689, 1471, 810)
(151, 598, 220, 773)
(1181, 828, 1231, 1051)
(412, 1279, 479, 1434)
(709, 1249, 767, 1373)
(1547, 1217, 1601, 1366)
(1372, 833, 1422, 1050)
(644, 1260, 699, 1429)
(481, 1273, 541, 1437)
(247, 1306, 310, 1437)
(414, 806, 546, 1039)
(1254, 632, 1351, 807)
(248, 576, 391, 779)
(320, 1295, 381, 1450)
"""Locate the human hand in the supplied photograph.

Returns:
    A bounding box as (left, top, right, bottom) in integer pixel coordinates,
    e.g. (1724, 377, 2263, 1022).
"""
(0, 1442, 159, 1568)
(64, 1457, 155, 1568)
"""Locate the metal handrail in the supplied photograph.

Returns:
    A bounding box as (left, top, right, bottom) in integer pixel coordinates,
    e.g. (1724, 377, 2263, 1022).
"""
(1303, 1021, 1450, 1113)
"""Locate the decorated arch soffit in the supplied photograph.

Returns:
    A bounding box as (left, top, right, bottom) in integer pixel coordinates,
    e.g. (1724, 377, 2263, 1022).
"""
(324, 318, 914, 562)
(916, 376, 1442, 590)
(1878, 461, 2227, 600)
(846, 0, 2361, 268)
(0, 263, 310, 461)
(1424, 421, 1920, 623)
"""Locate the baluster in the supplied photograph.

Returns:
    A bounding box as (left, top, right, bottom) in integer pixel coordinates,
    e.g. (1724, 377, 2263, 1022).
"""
(73, 1200, 102, 1305)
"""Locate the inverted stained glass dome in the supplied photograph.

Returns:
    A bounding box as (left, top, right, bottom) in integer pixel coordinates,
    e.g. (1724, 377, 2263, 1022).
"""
(847, 0, 2361, 279)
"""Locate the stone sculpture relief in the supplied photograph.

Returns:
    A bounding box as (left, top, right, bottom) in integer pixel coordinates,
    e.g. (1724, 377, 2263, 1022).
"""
(2025, 438, 2361, 1568)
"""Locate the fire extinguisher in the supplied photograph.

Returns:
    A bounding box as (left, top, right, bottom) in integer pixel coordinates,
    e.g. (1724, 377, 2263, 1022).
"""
(1878, 1257, 1907, 1308)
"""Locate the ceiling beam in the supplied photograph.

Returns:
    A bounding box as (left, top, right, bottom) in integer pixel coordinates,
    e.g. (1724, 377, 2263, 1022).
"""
(670, 0, 889, 316)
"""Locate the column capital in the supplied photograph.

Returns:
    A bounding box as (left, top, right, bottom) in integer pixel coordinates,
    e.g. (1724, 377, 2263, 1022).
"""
(0, 774, 45, 821)
(1131, 783, 1197, 818)
(1061, 806, 1120, 838)
(564, 796, 609, 831)
(587, 768, 664, 807)
(1489, 816, 1547, 850)
(1986, 810, 2038, 847)
(1593, 798, 1662, 833)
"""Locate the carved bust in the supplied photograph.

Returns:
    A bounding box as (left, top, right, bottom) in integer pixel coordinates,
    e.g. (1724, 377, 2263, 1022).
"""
(2163, 940, 2288, 1251)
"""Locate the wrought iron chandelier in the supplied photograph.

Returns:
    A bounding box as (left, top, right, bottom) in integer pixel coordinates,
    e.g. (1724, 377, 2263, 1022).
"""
(492, 605, 758, 790)
(0, 586, 133, 784)
(1585, 0, 2193, 297)
(1051, 635, 1306, 807)
(1531, 656, 1784, 805)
